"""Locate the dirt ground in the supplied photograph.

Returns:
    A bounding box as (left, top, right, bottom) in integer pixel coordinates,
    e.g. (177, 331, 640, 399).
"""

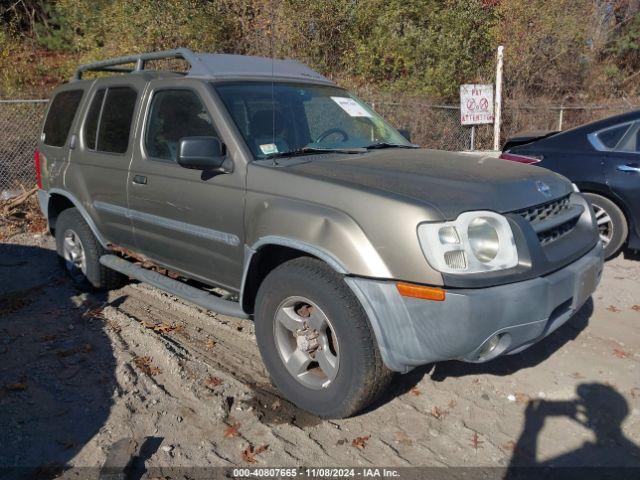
(1, 229, 639, 478)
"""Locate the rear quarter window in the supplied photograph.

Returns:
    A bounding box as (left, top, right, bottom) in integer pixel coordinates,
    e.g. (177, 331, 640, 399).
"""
(42, 90, 84, 147)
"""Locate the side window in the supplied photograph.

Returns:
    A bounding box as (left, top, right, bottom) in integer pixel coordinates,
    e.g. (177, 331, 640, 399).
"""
(617, 122, 640, 153)
(593, 123, 630, 150)
(145, 89, 217, 162)
(97, 87, 137, 154)
(84, 89, 105, 150)
(43, 90, 84, 147)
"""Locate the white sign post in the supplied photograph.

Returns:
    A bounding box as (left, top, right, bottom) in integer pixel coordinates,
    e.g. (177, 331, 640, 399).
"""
(460, 84, 494, 150)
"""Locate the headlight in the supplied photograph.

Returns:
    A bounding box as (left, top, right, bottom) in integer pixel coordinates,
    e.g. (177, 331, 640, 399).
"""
(418, 211, 518, 274)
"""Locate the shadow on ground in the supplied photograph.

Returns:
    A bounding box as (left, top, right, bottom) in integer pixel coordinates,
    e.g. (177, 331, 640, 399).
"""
(0, 242, 118, 478)
(505, 382, 640, 473)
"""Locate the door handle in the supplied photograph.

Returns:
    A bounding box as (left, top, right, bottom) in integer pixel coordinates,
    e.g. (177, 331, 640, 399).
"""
(616, 164, 640, 173)
(132, 175, 147, 185)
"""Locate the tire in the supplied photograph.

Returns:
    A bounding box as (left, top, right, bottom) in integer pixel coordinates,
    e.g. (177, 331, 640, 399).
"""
(583, 193, 628, 260)
(254, 257, 392, 419)
(55, 208, 124, 290)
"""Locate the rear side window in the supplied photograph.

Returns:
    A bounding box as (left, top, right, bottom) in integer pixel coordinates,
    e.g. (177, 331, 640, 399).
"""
(83, 86, 137, 154)
(595, 124, 630, 149)
(617, 123, 640, 153)
(84, 89, 105, 150)
(43, 90, 84, 147)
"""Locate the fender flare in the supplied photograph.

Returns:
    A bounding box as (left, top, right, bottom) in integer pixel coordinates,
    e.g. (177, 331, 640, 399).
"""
(46, 188, 110, 248)
(239, 235, 348, 308)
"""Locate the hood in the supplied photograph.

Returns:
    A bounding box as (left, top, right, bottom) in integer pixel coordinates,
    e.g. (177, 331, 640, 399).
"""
(283, 149, 572, 219)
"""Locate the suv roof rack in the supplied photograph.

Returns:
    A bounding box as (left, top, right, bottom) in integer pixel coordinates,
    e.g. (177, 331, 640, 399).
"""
(72, 48, 333, 85)
(73, 48, 196, 80)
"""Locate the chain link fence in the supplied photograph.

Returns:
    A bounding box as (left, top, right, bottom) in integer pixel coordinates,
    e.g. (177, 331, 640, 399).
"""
(0, 98, 637, 195)
(0, 99, 48, 197)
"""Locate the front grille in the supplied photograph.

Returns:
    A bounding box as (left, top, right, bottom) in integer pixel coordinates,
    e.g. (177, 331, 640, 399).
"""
(515, 195, 580, 246)
(517, 195, 571, 224)
(537, 216, 580, 246)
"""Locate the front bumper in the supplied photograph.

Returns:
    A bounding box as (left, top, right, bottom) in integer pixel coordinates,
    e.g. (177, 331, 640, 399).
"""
(345, 242, 604, 373)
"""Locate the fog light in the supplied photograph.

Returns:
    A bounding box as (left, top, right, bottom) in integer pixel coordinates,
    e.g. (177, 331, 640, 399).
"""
(478, 334, 501, 358)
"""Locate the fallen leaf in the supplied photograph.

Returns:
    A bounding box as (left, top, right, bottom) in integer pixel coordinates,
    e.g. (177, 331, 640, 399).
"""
(351, 435, 370, 449)
(134, 356, 161, 376)
(607, 305, 621, 313)
(241, 444, 268, 463)
(82, 307, 104, 319)
(5, 382, 27, 391)
(632, 305, 640, 312)
(224, 422, 241, 438)
(570, 372, 585, 379)
(409, 387, 422, 396)
(471, 432, 483, 451)
(271, 399, 281, 410)
(205, 376, 222, 388)
(84, 343, 93, 353)
(631, 388, 640, 399)
(393, 431, 413, 446)
(613, 348, 630, 359)
(447, 399, 457, 409)
(430, 406, 448, 419)
(241, 445, 257, 463)
(206, 339, 216, 350)
(514, 392, 530, 404)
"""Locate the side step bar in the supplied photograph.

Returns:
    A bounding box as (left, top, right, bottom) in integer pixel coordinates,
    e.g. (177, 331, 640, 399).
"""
(99, 254, 249, 319)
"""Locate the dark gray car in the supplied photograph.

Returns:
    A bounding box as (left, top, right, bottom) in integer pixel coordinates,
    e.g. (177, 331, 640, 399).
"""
(36, 49, 604, 418)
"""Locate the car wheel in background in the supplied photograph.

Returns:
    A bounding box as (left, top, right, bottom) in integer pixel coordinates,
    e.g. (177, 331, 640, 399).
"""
(55, 208, 125, 290)
(583, 193, 628, 260)
(254, 257, 392, 418)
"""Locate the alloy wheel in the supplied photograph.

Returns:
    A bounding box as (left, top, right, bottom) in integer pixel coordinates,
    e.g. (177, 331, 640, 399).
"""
(273, 296, 340, 389)
(62, 229, 87, 283)
(592, 204, 613, 247)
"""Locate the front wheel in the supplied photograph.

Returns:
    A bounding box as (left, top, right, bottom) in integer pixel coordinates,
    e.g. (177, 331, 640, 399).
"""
(583, 193, 628, 260)
(254, 257, 392, 418)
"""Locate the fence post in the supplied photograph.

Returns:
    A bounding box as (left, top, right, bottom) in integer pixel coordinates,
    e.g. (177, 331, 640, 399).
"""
(493, 45, 504, 151)
(558, 107, 564, 131)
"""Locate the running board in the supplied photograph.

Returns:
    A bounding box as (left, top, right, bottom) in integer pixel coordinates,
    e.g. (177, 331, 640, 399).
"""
(99, 254, 249, 319)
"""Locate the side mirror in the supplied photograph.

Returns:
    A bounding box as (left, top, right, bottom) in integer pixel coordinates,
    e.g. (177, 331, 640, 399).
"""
(398, 128, 412, 142)
(177, 137, 232, 172)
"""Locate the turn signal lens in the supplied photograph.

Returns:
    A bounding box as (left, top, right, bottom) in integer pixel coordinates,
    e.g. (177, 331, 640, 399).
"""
(396, 282, 446, 301)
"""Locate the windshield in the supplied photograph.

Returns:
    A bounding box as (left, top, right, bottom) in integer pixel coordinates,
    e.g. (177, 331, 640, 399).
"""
(214, 82, 411, 159)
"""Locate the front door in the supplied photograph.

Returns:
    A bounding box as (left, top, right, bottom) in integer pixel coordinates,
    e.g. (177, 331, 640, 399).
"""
(127, 79, 246, 292)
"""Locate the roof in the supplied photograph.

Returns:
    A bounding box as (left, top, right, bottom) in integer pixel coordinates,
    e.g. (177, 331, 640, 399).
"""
(73, 48, 334, 85)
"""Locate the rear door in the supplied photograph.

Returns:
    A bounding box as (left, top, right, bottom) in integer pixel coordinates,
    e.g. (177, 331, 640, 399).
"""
(127, 79, 246, 291)
(66, 77, 146, 249)
(603, 121, 640, 239)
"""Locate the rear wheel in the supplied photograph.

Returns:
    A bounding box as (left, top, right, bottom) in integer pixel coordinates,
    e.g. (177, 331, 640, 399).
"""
(55, 208, 124, 290)
(254, 257, 392, 418)
(583, 192, 628, 259)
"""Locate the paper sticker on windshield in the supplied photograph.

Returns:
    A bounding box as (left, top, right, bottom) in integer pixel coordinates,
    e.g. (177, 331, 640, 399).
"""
(331, 97, 372, 117)
(260, 143, 278, 155)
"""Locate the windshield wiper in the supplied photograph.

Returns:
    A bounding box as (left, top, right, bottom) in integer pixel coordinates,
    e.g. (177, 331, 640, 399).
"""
(265, 146, 365, 159)
(365, 142, 420, 150)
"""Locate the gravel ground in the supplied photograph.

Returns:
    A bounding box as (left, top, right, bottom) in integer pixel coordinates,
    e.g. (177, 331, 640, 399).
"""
(0, 232, 639, 477)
